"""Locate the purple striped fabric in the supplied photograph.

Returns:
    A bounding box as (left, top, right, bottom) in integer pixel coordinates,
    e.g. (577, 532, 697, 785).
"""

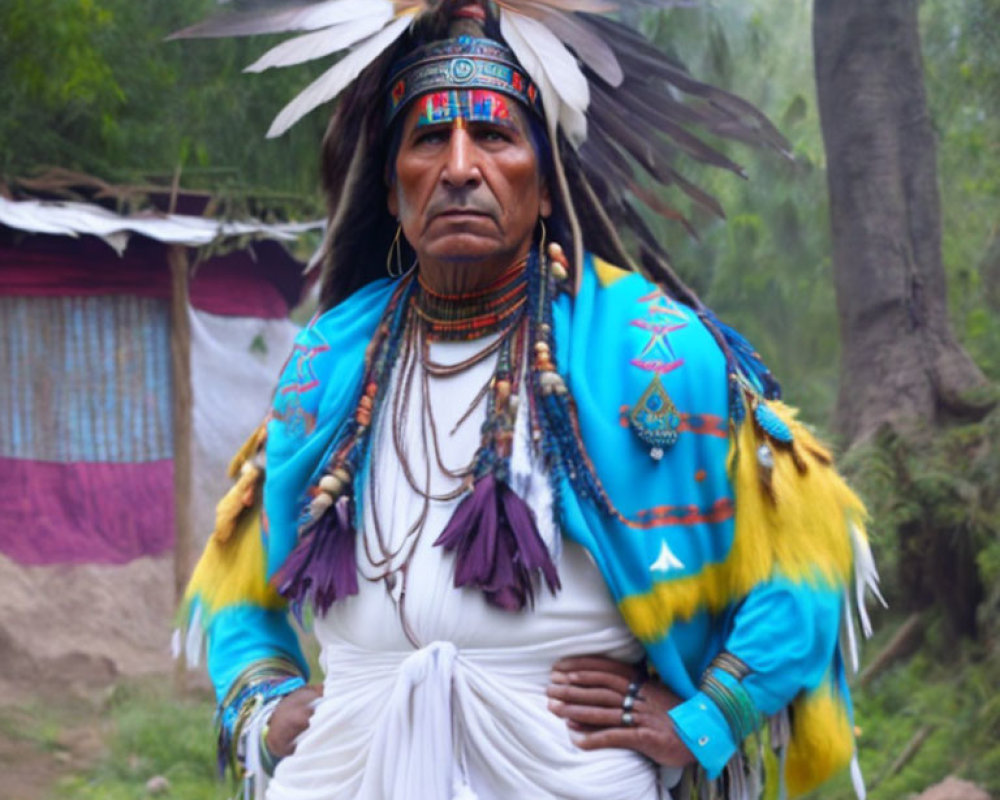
(1, 294, 176, 566)
(0, 458, 174, 565)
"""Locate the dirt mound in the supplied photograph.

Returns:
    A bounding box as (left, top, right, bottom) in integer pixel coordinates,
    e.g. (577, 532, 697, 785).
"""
(917, 777, 993, 800)
(0, 554, 175, 703)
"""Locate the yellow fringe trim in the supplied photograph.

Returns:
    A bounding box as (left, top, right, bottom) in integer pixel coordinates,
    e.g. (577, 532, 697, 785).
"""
(785, 686, 855, 797)
(619, 561, 745, 642)
(226, 422, 267, 479)
(183, 504, 285, 620)
(214, 464, 260, 544)
(593, 257, 630, 287)
(618, 400, 867, 641)
(212, 422, 270, 544)
(731, 401, 862, 587)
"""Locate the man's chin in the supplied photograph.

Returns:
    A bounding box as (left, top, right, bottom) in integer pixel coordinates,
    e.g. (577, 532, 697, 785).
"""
(421, 233, 509, 264)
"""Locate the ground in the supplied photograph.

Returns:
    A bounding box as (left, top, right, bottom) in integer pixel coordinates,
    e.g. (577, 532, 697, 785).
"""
(0, 693, 110, 800)
(0, 676, 225, 800)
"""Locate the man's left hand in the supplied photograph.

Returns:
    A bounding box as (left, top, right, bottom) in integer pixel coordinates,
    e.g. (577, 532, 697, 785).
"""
(547, 656, 696, 768)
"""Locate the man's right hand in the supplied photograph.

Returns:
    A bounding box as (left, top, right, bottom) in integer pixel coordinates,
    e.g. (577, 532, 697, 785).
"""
(265, 685, 323, 758)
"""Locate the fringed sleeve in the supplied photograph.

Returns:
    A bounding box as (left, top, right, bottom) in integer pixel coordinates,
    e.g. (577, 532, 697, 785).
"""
(174, 423, 309, 782)
(668, 398, 881, 798)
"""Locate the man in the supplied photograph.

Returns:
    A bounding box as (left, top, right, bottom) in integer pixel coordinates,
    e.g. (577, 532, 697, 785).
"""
(178, 3, 880, 798)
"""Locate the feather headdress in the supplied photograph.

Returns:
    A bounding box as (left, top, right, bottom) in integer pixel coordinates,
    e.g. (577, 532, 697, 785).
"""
(170, 0, 789, 304)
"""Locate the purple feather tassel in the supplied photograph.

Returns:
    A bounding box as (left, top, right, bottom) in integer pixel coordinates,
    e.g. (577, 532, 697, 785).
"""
(435, 474, 561, 611)
(275, 495, 359, 616)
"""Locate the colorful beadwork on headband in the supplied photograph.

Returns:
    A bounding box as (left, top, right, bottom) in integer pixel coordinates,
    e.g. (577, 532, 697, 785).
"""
(386, 36, 542, 129)
(413, 89, 517, 129)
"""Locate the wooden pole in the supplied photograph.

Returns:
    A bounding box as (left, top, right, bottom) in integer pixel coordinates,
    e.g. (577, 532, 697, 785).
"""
(168, 245, 194, 606)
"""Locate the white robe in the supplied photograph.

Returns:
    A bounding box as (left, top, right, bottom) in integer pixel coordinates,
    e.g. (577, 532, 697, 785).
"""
(266, 336, 678, 800)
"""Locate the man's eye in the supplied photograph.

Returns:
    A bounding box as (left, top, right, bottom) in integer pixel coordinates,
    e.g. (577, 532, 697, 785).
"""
(477, 128, 512, 143)
(415, 129, 448, 145)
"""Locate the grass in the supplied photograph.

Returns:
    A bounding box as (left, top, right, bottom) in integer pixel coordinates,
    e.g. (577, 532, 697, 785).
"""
(0, 704, 67, 755)
(45, 681, 229, 800)
(808, 615, 1000, 800)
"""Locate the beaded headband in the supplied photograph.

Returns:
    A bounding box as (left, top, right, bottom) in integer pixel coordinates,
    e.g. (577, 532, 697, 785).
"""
(385, 36, 543, 130)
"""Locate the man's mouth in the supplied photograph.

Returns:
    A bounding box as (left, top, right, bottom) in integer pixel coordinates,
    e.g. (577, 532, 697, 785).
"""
(433, 208, 492, 222)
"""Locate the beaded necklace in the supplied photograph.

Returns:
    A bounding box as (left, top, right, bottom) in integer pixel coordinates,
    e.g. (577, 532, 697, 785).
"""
(275, 237, 626, 619)
(415, 256, 529, 341)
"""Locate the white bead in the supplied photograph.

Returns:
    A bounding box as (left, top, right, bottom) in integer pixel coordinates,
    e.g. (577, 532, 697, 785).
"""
(319, 474, 343, 495)
(756, 443, 775, 470)
(308, 492, 334, 519)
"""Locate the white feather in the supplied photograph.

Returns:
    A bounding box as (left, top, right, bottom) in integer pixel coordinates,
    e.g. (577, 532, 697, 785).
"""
(505, 0, 618, 12)
(502, 14, 586, 284)
(246, 9, 394, 72)
(525, 5, 623, 86)
(183, 605, 204, 668)
(246, 0, 390, 34)
(500, 11, 556, 135)
(500, 10, 589, 146)
(173, 0, 392, 39)
(510, 384, 560, 561)
(842, 590, 860, 673)
(267, 14, 413, 138)
(850, 522, 887, 638)
(850, 754, 867, 800)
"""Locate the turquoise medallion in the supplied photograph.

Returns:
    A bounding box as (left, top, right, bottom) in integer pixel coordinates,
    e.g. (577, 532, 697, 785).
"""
(629, 374, 681, 460)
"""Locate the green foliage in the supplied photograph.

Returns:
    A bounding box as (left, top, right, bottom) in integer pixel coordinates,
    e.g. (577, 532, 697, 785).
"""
(51, 682, 228, 800)
(841, 400, 1000, 623)
(640, 1, 838, 423)
(0, 0, 326, 209)
(0, 702, 69, 754)
(922, 0, 1000, 382)
(823, 403, 1000, 798)
(634, 0, 998, 430)
(811, 638, 1000, 799)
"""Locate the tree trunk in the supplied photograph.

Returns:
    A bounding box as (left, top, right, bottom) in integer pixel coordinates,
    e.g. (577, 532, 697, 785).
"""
(814, 0, 993, 639)
(813, 0, 989, 446)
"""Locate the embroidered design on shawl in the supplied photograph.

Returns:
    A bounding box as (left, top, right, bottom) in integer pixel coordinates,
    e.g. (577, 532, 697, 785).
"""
(618, 406, 728, 439)
(629, 289, 689, 374)
(274, 338, 331, 436)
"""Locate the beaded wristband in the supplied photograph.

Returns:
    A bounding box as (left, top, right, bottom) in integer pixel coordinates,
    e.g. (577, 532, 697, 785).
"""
(219, 657, 306, 777)
(699, 652, 759, 744)
(259, 715, 280, 776)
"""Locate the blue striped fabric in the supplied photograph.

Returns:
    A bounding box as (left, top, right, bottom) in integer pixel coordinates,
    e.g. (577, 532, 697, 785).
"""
(0, 295, 173, 463)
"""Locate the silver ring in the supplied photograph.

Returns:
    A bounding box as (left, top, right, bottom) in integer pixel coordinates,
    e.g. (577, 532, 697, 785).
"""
(626, 681, 641, 696)
(621, 710, 635, 727)
(622, 694, 635, 712)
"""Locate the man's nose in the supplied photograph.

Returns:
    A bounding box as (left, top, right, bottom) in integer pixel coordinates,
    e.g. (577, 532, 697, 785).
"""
(441, 127, 481, 188)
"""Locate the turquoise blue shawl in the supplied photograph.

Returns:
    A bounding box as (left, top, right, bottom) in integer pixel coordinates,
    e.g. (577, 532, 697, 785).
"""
(184, 255, 872, 795)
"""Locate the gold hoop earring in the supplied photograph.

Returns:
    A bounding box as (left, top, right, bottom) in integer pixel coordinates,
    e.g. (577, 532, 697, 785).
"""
(386, 224, 404, 278)
(542, 217, 570, 283)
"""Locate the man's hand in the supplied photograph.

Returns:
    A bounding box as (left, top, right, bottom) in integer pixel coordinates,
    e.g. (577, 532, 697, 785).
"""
(546, 656, 696, 768)
(265, 685, 323, 758)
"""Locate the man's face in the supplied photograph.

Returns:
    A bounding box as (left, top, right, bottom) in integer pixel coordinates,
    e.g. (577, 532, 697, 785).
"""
(387, 90, 551, 272)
